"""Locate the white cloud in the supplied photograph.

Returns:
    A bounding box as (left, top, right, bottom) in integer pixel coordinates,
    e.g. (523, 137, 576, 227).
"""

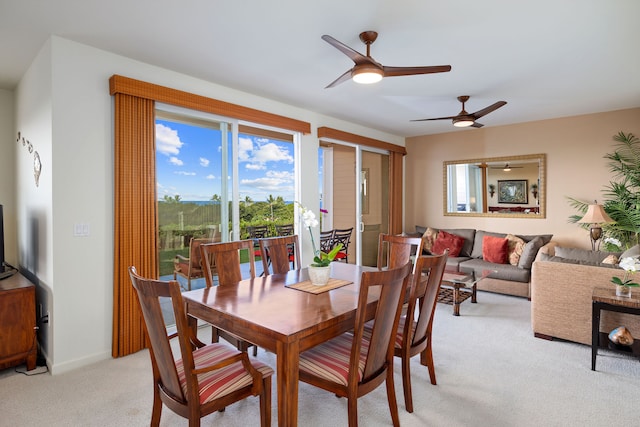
(156, 123, 183, 156)
(252, 142, 293, 164)
(175, 171, 196, 176)
(245, 163, 265, 170)
(238, 136, 253, 161)
(205, 174, 216, 180)
(169, 156, 184, 166)
(200, 157, 210, 167)
(241, 169, 294, 191)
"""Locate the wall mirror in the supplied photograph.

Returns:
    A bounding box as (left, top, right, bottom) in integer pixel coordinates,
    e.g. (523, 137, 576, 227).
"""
(443, 153, 546, 218)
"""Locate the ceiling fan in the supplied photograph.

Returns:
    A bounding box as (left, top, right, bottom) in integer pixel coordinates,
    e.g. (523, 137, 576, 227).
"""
(490, 163, 523, 171)
(411, 95, 507, 128)
(321, 31, 452, 89)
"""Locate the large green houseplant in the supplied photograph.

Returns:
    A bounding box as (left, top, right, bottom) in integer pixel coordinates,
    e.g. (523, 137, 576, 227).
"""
(568, 132, 640, 251)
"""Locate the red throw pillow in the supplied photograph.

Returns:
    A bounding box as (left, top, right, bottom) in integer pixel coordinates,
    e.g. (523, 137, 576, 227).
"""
(482, 235, 509, 264)
(431, 230, 465, 257)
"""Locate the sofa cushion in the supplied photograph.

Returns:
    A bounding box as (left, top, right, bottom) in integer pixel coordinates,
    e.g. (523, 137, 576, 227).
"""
(460, 258, 531, 283)
(518, 236, 543, 270)
(517, 234, 554, 245)
(421, 227, 439, 254)
(482, 235, 509, 264)
(554, 246, 621, 264)
(621, 244, 640, 259)
(442, 228, 476, 257)
(538, 252, 620, 269)
(471, 230, 507, 258)
(416, 226, 475, 257)
(506, 234, 526, 266)
(432, 230, 465, 257)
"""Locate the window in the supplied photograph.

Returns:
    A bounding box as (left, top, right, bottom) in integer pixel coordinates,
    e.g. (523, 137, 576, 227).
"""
(155, 107, 297, 286)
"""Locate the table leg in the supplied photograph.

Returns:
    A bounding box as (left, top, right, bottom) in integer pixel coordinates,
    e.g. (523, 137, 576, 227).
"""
(592, 302, 600, 371)
(471, 284, 477, 303)
(453, 285, 461, 316)
(276, 340, 300, 427)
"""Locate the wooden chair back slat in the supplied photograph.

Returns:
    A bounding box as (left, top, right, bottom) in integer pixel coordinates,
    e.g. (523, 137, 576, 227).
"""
(259, 235, 301, 275)
(200, 240, 256, 287)
(377, 234, 424, 271)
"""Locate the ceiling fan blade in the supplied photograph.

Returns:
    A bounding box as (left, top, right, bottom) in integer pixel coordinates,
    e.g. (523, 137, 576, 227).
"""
(471, 122, 484, 128)
(321, 34, 369, 64)
(383, 65, 452, 77)
(471, 101, 507, 119)
(325, 69, 354, 89)
(410, 115, 457, 122)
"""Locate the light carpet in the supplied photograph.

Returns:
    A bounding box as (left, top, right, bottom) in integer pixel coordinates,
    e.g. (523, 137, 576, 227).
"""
(1, 291, 639, 426)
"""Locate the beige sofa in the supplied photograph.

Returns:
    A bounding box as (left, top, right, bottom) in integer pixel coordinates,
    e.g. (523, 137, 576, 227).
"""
(531, 244, 640, 345)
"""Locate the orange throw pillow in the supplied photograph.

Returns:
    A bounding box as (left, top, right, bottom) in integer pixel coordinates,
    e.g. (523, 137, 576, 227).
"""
(432, 230, 465, 257)
(483, 235, 508, 264)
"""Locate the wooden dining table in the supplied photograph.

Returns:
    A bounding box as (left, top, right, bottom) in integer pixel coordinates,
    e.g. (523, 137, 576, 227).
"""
(182, 262, 378, 427)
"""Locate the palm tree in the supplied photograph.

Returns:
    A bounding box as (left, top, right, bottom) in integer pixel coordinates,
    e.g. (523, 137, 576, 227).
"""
(266, 194, 276, 221)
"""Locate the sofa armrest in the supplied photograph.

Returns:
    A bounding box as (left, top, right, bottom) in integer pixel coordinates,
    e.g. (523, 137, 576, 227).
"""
(535, 241, 558, 259)
(531, 260, 639, 345)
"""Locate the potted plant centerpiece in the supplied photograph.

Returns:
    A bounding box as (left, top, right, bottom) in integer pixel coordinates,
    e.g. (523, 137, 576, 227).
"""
(611, 257, 640, 297)
(299, 203, 343, 286)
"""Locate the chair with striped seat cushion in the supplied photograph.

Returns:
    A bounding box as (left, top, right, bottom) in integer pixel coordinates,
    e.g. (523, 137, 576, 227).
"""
(298, 262, 413, 427)
(259, 235, 301, 275)
(128, 266, 273, 427)
(200, 240, 258, 356)
(364, 251, 449, 413)
(376, 233, 424, 271)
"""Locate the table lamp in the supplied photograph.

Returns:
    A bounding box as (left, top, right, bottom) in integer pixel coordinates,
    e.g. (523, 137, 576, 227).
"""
(577, 203, 614, 250)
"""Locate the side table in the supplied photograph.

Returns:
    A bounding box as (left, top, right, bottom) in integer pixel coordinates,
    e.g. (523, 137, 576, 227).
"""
(591, 287, 640, 371)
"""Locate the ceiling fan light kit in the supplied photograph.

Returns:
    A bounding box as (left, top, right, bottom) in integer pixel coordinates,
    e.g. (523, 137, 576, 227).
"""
(352, 65, 384, 84)
(453, 117, 474, 127)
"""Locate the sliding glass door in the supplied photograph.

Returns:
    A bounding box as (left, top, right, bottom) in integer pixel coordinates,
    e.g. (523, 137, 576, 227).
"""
(320, 142, 389, 267)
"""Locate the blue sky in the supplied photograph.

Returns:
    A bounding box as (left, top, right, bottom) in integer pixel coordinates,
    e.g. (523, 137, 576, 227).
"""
(155, 119, 295, 202)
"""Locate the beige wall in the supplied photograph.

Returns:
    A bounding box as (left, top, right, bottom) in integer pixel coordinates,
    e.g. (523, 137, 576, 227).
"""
(405, 108, 640, 250)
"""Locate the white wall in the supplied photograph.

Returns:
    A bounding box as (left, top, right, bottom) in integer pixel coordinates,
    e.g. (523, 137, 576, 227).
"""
(13, 36, 404, 373)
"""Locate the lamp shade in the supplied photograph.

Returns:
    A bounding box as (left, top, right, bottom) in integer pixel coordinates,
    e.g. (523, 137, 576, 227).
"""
(577, 204, 614, 224)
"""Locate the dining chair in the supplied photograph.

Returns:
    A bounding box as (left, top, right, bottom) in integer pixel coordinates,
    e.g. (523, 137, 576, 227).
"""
(128, 266, 273, 427)
(297, 261, 413, 427)
(367, 251, 449, 413)
(173, 237, 218, 290)
(331, 227, 353, 263)
(259, 235, 301, 275)
(275, 223, 294, 236)
(200, 240, 258, 355)
(377, 233, 424, 272)
(247, 225, 269, 263)
(319, 229, 334, 253)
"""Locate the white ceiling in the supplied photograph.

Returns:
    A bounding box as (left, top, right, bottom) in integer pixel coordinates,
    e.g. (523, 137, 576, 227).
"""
(1, 0, 639, 137)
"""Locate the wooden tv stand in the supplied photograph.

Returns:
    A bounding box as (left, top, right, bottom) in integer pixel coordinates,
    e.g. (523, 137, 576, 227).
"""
(0, 272, 38, 371)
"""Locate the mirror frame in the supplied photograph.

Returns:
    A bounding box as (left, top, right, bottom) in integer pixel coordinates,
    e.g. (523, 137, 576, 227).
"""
(443, 153, 546, 219)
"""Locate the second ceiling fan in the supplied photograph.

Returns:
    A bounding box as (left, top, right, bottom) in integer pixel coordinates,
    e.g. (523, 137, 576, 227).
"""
(321, 31, 452, 88)
(412, 96, 507, 128)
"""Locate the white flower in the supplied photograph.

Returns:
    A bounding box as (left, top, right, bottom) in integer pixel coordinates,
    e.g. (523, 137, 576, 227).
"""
(301, 210, 318, 229)
(604, 237, 622, 248)
(619, 256, 640, 272)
